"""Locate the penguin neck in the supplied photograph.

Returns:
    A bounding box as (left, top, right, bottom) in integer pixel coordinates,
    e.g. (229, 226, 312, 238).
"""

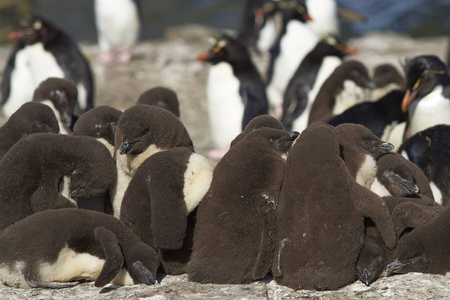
(408, 85, 450, 136)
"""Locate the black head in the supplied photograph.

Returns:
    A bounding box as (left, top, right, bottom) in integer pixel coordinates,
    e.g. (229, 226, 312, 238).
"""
(9, 15, 60, 46)
(402, 55, 449, 112)
(137, 87, 180, 117)
(196, 34, 252, 68)
(72, 105, 122, 147)
(32, 77, 78, 129)
(6, 102, 60, 136)
(256, 0, 311, 24)
(319, 35, 358, 58)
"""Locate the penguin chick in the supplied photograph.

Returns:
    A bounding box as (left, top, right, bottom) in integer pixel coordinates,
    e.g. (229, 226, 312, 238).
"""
(188, 127, 299, 284)
(372, 63, 406, 100)
(308, 60, 374, 125)
(72, 105, 123, 156)
(386, 207, 450, 277)
(0, 102, 59, 161)
(230, 114, 284, 148)
(0, 133, 116, 230)
(120, 147, 213, 275)
(0, 208, 159, 289)
(112, 105, 194, 217)
(335, 123, 394, 189)
(32, 77, 78, 133)
(137, 86, 180, 118)
(398, 124, 450, 206)
(370, 152, 434, 200)
(275, 123, 396, 291)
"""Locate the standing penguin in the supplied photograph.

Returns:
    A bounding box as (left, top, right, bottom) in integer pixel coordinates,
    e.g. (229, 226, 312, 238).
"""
(0, 133, 116, 230)
(187, 127, 299, 284)
(398, 124, 450, 206)
(120, 147, 213, 275)
(1, 15, 94, 119)
(196, 34, 268, 160)
(0, 102, 59, 161)
(308, 60, 373, 125)
(0, 208, 159, 289)
(275, 123, 396, 290)
(264, 1, 315, 118)
(112, 105, 194, 217)
(32, 77, 78, 134)
(94, 0, 141, 63)
(281, 36, 357, 132)
(402, 55, 450, 140)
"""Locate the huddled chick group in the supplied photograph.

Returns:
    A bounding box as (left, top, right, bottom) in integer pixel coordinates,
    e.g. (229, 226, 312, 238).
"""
(0, 0, 449, 294)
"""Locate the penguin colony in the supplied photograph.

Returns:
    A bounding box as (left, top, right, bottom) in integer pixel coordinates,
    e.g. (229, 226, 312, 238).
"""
(0, 0, 448, 293)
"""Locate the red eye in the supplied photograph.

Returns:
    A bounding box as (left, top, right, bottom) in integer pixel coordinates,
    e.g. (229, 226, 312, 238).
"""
(420, 81, 424, 85)
(217, 51, 224, 57)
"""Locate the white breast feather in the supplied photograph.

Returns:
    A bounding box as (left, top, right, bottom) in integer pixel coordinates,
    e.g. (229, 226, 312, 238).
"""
(94, 0, 140, 51)
(332, 80, 367, 115)
(207, 62, 244, 150)
(2, 43, 65, 117)
(355, 154, 377, 189)
(409, 86, 450, 136)
(370, 177, 392, 197)
(38, 244, 105, 283)
(292, 56, 341, 133)
(183, 153, 214, 214)
(266, 21, 318, 110)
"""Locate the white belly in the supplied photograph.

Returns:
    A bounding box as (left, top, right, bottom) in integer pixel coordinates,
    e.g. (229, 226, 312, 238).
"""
(409, 86, 450, 136)
(266, 21, 318, 111)
(94, 0, 140, 51)
(292, 56, 341, 133)
(332, 80, 367, 115)
(2, 43, 64, 117)
(207, 62, 244, 150)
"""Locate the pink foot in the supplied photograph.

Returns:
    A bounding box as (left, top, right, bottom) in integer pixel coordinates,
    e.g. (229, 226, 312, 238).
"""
(116, 51, 132, 64)
(207, 149, 228, 160)
(96, 51, 114, 64)
(273, 105, 283, 119)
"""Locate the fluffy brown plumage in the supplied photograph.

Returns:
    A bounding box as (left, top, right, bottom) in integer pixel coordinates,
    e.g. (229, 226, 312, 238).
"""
(0, 133, 116, 230)
(275, 123, 395, 291)
(188, 127, 298, 284)
(0, 208, 159, 289)
(0, 102, 59, 161)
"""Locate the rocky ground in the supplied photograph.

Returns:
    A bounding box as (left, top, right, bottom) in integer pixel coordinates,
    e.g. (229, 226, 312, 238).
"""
(0, 25, 449, 299)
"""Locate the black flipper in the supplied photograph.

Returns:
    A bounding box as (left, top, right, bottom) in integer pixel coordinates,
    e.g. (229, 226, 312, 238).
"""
(94, 227, 124, 287)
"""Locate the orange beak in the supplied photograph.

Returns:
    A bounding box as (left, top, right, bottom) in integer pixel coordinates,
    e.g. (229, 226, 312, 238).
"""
(343, 46, 358, 55)
(401, 90, 417, 113)
(8, 30, 23, 41)
(256, 8, 266, 17)
(305, 14, 313, 21)
(196, 51, 211, 61)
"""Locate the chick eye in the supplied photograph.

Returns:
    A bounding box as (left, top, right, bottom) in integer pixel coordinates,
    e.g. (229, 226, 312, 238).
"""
(142, 128, 149, 135)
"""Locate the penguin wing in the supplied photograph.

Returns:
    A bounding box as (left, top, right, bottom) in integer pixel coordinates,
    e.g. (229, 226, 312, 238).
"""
(281, 80, 309, 130)
(94, 227, 124, 287)
(391, 201, 441, 240)
(350, 184, 397, 249)
(240, 82, 268, 130)
(0, 45, 21, 105)
(30, 183, 77, 213)
(149, 165, 188, 250)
